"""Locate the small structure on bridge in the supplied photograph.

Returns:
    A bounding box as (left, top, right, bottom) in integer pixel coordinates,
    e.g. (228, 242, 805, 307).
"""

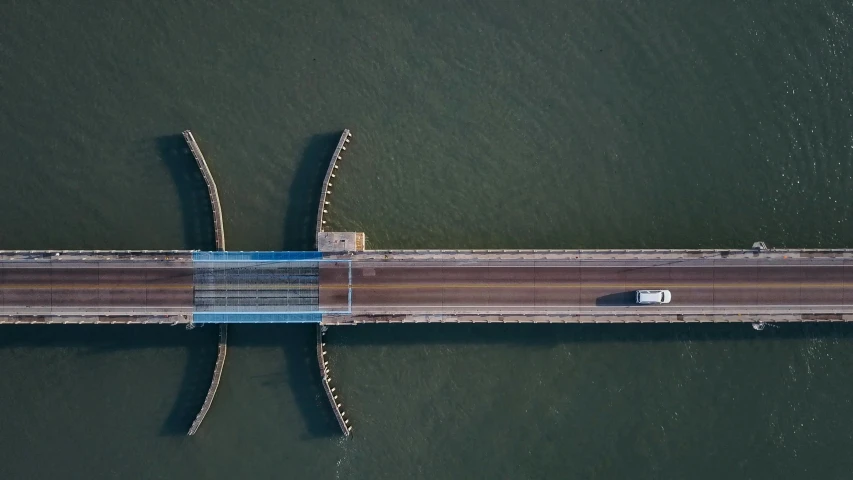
(318, 231, 366, 252)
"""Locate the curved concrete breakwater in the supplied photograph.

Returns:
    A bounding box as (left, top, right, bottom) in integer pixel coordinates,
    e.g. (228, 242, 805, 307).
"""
(182, 130, 228, 436)
(315, 129, 352, 244)
(316, 326, 352, 436)
(187, 324, 228, 435)
(313, 130, 355, 436)
(182, 130, 225, 251)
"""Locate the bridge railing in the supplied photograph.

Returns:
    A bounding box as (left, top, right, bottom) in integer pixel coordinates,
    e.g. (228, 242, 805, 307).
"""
(358, 248, 853, 254)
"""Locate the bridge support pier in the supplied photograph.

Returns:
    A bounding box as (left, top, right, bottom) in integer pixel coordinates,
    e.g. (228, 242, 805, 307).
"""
(183, 130, 229, 436)
(313, 129, 357, 436)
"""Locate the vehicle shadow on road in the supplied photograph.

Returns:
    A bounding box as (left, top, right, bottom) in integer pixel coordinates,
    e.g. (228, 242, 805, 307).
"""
(595, 291, 636, 306)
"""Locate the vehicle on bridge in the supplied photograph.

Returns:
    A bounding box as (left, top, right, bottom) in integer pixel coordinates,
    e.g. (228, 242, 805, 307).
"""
(636, 290, 672, 305)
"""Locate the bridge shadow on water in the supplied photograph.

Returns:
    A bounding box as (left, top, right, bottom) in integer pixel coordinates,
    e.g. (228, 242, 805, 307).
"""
(5, 321, 853, 350)
(324, 321, 853, 347)
(282, 131, 345, 251)
(232, 324, 342, 439)
(3, 320, 853, 438)
(155, 134, 217, 251)
(0, 324, 220, 436)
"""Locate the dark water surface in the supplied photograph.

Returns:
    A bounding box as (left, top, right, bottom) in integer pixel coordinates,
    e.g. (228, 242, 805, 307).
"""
(1, 1, 852, 478)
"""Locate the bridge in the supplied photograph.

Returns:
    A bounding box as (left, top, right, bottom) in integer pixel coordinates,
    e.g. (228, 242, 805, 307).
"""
(4, 128, 850, 437)
(2, 249, 853, 324)
(320, 250, 853, 323)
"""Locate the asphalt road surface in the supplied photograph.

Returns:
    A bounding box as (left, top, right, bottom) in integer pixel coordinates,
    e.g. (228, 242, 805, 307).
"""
(0, 261, 194, 315)
(4, 257, 852, 317)
(319, 259, 853, 315)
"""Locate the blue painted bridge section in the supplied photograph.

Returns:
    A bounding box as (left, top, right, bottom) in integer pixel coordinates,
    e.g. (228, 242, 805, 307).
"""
(191, 251, 349, 323)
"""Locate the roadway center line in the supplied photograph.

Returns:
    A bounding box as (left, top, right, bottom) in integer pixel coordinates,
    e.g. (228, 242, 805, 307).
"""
(2, 282, 849, 290)
(344, 304, 853, 309)
(341, 263, 850, 268)
(320, 283, 851, 289)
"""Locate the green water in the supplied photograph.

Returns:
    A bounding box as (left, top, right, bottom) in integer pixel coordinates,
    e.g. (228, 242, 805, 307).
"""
(1, 1, 852, 478)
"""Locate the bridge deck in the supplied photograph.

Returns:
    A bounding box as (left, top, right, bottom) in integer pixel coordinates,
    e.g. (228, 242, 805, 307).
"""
(2, 250, 853, 323)
(189, 251, 331, 323)
(319, 255, 853, 318)
(0, 257, 194, 317)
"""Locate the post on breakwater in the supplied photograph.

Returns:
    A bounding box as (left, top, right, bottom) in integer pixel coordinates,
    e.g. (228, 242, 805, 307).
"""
(315, 129, 351, 245)
(317, 325, 352, 436)
(182, 129, 229, 436)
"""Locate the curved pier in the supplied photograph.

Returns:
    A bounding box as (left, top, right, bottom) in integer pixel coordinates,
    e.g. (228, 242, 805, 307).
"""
(182, 130, 226, 250)
(183, 130, 229, 436)
(315, 129, 352, 242)
(316, 325, 352, 436)
(188, 324, 228, 435)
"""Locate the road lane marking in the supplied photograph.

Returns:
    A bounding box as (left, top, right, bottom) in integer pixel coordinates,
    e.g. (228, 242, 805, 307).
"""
(0, 284, 193, 290)
(320, 282, 850, 289)
(341, 264, 851, 268)
(344, 304, 853, 309)
(1, 282, 849, 290)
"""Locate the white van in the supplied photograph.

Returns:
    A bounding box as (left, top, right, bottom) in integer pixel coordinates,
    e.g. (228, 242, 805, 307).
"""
(636, 290, 672, 305)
